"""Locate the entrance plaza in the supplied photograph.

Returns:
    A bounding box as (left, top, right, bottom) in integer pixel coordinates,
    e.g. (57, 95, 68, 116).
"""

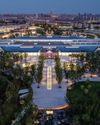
(32, 59, 68, 110)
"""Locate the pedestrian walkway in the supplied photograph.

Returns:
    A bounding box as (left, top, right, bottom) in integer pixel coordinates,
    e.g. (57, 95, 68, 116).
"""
(32, 59, 68, 110)
(47, 66, 52, 90)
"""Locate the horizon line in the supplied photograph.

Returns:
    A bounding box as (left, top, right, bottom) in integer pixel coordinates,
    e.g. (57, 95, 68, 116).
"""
(0, 12, 100, 15)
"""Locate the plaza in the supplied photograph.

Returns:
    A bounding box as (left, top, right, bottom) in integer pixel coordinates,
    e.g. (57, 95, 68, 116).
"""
(32, 59, 68, 110)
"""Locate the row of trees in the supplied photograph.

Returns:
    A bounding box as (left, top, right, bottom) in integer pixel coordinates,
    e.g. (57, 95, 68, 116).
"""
(55, 56, 63, 88)
(35, 56, 45, 88)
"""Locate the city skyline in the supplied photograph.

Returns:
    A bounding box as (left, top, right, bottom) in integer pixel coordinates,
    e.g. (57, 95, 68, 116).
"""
(0, 0, 100, 14)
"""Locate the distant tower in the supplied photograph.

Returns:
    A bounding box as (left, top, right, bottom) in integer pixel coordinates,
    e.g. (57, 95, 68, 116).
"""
(49, 11, 53, 17)
(36, 14, 38, 19)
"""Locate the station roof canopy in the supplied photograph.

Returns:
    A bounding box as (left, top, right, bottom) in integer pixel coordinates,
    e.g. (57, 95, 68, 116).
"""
(2, 46, 42, 52)
(1, 46, 97, 53)
(57, 46, 97, 52)
(0, 36, 100, 53)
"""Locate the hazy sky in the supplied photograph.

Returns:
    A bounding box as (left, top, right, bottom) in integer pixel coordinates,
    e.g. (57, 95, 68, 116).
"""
(0, 0, 100, 14)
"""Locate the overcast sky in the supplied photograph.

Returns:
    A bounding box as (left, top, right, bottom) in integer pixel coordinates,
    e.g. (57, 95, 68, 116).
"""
(0, 0, 100, 14)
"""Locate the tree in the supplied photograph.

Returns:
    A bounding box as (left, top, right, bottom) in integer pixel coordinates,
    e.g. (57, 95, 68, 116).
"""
(55, 56, 63, 88)
(35, 56, 44, 88)
(67, 81, 100, 125)
(0, 52, 34, 125)
(30, 64, 36, 82)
